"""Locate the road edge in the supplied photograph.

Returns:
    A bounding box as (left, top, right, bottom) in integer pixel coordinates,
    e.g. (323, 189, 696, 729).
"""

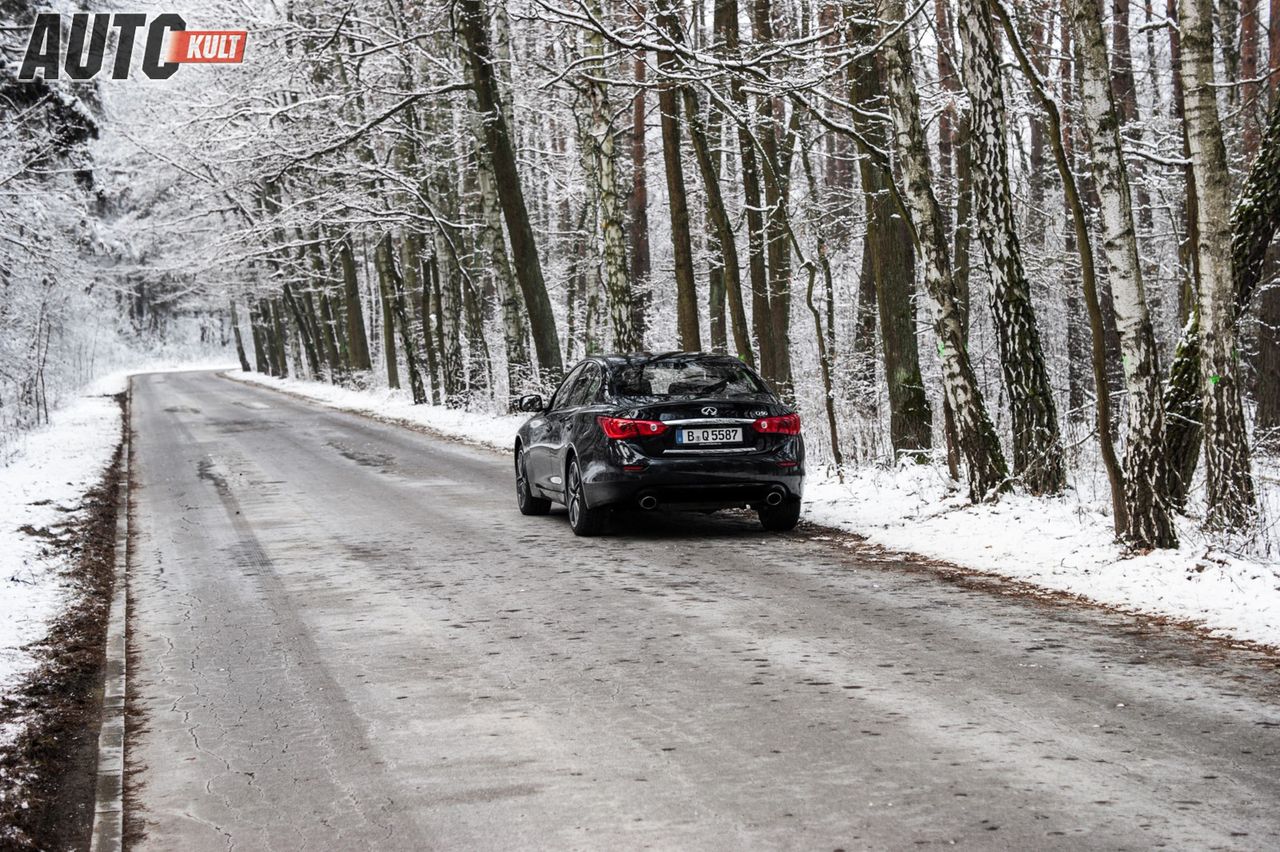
(89, 377, 130, 852)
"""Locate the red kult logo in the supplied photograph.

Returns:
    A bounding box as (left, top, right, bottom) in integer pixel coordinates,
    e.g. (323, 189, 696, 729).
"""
(169, 31, 246, 64)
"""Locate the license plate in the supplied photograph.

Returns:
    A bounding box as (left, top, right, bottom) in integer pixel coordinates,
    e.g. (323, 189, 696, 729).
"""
(677, 427, 742, 445)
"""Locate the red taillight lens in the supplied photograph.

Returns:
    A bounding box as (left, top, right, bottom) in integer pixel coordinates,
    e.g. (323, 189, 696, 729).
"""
(597, 416, 669, 440)
(752, 413, 801, 435)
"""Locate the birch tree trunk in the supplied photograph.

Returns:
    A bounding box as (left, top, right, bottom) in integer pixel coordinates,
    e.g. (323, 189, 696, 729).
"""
(1070, 0, 1178, 545)
(578, 5, 641, 352)
(881, 0, 1009, 500)
(995, 0, 1130, 537)
(1162, 0, 1207, 507)
(1178, 0, 1259, 529)
(230, 300, 250, 372)
(958, 0, 1065, 495)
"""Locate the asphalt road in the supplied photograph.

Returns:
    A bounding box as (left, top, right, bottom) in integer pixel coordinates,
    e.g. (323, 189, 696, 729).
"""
(126, 370, 1280, 850)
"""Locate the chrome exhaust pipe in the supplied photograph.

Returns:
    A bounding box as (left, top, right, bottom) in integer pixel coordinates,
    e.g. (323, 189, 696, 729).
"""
(639, 495, 659, 510)
(765, 489, 785, 507)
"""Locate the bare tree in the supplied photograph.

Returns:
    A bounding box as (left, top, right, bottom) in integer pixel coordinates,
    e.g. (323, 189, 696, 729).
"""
(1177, 0, 1259, 529)
(881, 0, 1009, 500)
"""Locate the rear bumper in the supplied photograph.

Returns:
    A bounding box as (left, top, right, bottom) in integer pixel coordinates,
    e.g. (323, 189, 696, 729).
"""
(582, 451, 804, 511)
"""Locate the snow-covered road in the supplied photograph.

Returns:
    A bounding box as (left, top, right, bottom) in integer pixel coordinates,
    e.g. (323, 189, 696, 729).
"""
(127, 371, 1280, 850)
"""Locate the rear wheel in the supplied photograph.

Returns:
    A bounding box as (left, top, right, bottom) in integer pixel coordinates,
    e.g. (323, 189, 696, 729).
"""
(758, 498, 801, 532)
(566, 458, 607, 536)
(516, 449, 551, 515)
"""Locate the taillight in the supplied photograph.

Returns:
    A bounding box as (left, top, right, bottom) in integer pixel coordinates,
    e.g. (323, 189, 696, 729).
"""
(597, 415, 669, 440)
(753, 413, 801, 435)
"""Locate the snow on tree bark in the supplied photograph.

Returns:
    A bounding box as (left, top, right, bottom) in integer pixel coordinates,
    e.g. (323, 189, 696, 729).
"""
(1066, 0, 1178, 547)
(1177, 0, 1259, 530)
(881, 0, 1009, 501)
(576, 3, 642, 353)
(957, 0, 1065, 495)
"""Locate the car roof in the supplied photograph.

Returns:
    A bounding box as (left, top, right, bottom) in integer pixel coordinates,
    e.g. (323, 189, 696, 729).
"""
(596, 351, 744, 368)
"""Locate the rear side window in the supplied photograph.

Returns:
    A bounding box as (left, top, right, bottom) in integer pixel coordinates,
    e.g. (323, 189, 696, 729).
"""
(612, 359, 768, 398)
(549, 364, 585, 410)
(570, 366, 604, 406)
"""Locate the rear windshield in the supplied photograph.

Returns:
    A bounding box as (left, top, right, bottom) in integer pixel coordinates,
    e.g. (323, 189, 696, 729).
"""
(611, 359, 769, 398)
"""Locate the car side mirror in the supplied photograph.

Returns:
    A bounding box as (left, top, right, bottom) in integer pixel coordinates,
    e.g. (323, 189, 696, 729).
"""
(518, 394, 545, 413)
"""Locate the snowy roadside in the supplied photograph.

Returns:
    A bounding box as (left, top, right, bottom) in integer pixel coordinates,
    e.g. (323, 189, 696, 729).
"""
(0, 360, 235, 751)
(0, 388, 123, 751)
(226, 370, 1280, 650)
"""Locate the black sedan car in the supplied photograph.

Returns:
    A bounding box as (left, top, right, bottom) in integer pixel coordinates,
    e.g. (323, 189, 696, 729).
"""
(513, 352, 804, 536)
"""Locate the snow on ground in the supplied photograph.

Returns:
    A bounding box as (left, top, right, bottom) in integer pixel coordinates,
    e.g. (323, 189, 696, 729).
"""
(228, 370, 1280, 650)
(0, 392, 121, 748)
(805, 466, 1280, 649)
(226, 371, 526, 451)
(0, 360, 235, 749)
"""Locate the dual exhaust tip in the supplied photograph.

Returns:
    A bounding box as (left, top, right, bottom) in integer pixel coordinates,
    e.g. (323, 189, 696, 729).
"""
(637, 487, 785, 511)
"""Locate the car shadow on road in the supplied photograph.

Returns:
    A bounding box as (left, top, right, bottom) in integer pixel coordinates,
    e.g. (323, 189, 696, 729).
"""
(569, 508, 783, 540)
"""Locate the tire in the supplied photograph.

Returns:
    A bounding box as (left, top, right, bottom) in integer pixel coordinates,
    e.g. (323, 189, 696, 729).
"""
(566, 458, 607, 536)
(758, 498, 801, 532)
(516, 448, 551, 516)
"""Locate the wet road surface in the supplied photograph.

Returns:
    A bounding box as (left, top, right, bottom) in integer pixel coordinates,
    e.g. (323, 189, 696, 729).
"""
(126, 371, 1280, 850)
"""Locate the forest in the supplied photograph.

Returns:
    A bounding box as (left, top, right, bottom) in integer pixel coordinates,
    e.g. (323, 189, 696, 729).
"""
(2, 0, 1279, 553)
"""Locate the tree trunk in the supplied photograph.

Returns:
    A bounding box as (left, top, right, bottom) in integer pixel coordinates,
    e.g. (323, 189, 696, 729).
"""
(229, 299, 251, 372)
(882, 0, 1009, 501)
(423, 253, 445, 404)
(460, 60, 533, 394)
(376, 247, 401, 390)
(1271, 0, 1280, 102)
(457, 0, 563, 384)
(1112, 0, 1152, 227)
(1237, 98, 1280, 445)
(377, 233, 427, 403)
(629, 1, 652, 347)
(655, 1, 702, 352)
(434, 237, 466, 405)
(338, 236, 372, 372)
(1240, 0, 1261, 155)
(282, 281, 322, 380)
(463, 278, 493, 399)
(958, 0, 1065, 495)
(851, 239, 879, 421)
(800, 142, 844, 470)
(578, 5, 641, 352)
(1178, 0, 1259, 529)
(249, 302, 268, 375)
(1162, 0, 1206, 506)
(849, 20, 932, 461)
(683, 81, 755, 364)
(1057, 0, 1175, 545)
(719, 0, 772, 375)
(269, 299, 289, 378)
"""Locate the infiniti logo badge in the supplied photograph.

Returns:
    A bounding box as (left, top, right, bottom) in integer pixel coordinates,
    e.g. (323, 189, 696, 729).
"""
(701, 406, 717, 416)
